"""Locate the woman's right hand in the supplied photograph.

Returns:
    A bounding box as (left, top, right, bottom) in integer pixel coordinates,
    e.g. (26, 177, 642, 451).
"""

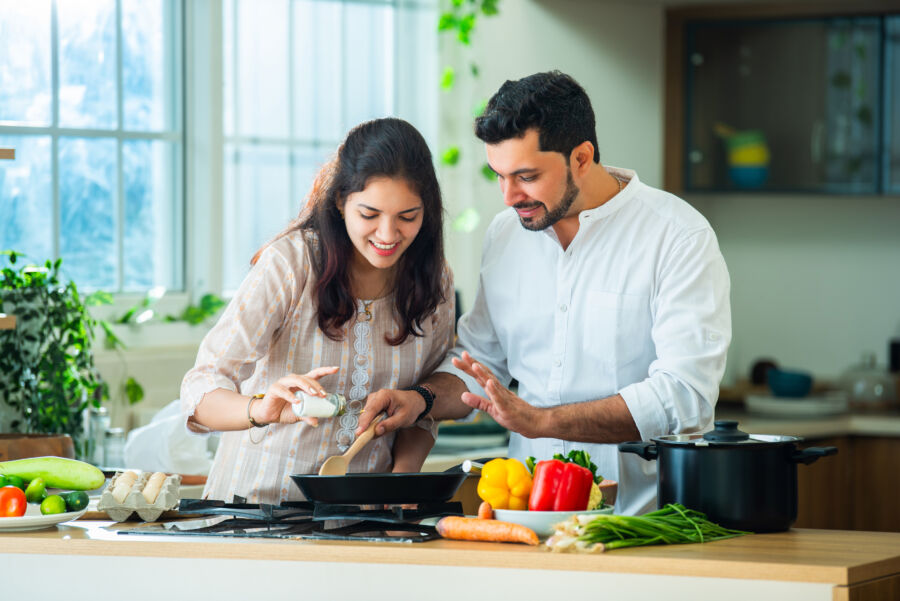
(250, 366, 339, 427)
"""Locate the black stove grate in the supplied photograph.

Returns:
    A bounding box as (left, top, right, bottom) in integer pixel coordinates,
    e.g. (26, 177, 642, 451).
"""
(117, 498, 462, 543)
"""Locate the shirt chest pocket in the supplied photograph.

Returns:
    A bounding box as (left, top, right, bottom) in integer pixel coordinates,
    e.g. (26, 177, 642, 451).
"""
(583, 291, 650, 369)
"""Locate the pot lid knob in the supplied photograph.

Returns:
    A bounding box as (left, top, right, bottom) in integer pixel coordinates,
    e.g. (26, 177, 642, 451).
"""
(703, 420, 750, 442)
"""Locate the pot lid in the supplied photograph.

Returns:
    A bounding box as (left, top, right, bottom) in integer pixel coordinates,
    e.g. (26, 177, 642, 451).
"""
(655, 420, 801, 445)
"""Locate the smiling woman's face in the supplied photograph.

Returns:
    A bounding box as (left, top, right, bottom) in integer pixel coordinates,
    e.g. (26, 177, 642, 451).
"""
(342, 176, 424, 272)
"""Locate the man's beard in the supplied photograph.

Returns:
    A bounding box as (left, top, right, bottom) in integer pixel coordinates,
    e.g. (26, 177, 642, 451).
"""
(515, 168, 579, 231)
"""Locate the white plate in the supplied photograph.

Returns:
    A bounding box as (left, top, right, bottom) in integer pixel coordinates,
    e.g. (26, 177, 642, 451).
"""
(0, 503, 88, 532)
(493, 507, 614, 538)
(745, 393, 848, 418)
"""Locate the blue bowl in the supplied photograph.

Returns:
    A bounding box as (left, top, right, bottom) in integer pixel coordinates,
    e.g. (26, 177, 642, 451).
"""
(767, 368, 813, 398)
(729, 166, 768, 189)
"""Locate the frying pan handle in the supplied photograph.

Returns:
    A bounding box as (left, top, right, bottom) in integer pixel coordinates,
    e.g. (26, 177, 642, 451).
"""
(792, 446, 838, 465)
(618, 441, 658, 461)
(443, 457, 499, 473)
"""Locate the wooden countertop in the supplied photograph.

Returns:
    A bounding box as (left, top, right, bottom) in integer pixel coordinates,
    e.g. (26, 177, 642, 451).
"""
(4, 520, 900, 587)
(716, 407, 900, 438)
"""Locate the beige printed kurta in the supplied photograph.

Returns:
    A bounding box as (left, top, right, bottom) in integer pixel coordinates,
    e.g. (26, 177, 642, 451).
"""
(180, 230, 455, 504)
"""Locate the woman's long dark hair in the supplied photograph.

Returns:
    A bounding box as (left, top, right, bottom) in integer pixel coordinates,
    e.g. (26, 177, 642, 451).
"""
(252, 118, 445, 345)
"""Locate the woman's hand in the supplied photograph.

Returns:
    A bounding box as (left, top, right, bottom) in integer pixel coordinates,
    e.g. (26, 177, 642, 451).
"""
(249, 366, 339, 427)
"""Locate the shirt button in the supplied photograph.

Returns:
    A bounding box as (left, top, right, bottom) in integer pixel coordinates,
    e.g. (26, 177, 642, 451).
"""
(553, 359, 562, 367)
(559, 304, 567, 312)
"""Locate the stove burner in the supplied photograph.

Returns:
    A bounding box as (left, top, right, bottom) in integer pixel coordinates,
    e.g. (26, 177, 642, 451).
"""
(118, 498, 462, 543)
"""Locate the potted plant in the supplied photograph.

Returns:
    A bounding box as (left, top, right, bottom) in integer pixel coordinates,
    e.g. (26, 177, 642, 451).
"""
(0, 250, 107, 460)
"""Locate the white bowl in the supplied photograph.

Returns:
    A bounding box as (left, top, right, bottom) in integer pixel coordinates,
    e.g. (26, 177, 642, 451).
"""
(493, 507, 614, 538)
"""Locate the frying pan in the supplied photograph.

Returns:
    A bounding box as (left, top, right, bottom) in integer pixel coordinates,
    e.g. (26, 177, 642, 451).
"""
(290, 472, 470, 505)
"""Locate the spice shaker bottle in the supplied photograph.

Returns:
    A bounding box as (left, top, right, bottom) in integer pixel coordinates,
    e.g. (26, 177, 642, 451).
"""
(292, 391, 347, 418)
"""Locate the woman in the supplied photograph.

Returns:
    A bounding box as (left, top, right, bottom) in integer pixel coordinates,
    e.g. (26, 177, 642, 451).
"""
(180, 118, 454, 504)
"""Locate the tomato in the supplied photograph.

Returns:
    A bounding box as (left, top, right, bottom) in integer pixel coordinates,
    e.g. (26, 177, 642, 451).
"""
(0, 485, 27, 517)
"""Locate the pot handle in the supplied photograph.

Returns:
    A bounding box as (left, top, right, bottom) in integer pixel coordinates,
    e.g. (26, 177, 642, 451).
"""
(792, 446, 838, 465)
(618, 441, 658, 461)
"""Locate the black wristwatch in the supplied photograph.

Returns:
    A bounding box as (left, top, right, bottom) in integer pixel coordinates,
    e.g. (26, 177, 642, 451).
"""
(405, 384, 435, 422)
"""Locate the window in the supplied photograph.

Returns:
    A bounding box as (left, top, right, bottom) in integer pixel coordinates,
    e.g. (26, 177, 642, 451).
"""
(0, 0, 184, 292)
(221, 0, 437, 292)
(1, 0, 436, 299)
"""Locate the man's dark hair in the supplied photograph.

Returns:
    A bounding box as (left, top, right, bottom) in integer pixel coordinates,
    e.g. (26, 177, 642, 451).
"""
(474, 71, 599, 163)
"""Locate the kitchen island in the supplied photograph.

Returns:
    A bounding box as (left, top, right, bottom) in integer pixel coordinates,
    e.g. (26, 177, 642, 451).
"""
(3, 520, 899, 600)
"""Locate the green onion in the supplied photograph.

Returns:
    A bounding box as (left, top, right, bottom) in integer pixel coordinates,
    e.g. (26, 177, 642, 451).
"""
(545, 504, 751, 553)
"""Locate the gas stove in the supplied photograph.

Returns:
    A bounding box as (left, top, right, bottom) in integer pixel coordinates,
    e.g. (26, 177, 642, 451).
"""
(118, 498, 464, 543)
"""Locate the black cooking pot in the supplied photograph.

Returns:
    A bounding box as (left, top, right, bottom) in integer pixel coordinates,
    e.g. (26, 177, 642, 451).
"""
(618, 420, 837, 532)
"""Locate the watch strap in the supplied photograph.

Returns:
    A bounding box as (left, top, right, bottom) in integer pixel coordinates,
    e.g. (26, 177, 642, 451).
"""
(405, 385, 435, 422)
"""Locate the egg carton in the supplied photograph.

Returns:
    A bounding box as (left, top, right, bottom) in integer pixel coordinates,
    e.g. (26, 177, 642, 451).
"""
(97, 470, 181, 522)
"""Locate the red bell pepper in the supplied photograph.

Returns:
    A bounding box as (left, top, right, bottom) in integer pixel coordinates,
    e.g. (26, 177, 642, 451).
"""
(527, 459, 594, 511)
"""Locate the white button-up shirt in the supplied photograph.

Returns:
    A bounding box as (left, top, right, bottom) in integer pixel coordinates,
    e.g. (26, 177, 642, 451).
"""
(437, 167, 731, 516)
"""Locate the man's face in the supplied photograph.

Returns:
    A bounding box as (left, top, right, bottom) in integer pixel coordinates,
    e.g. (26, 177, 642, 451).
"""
(485, 129, 580, 231)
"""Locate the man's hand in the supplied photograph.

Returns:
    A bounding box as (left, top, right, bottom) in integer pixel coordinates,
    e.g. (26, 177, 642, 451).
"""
(356, 388, 426, 437)
(452, 351, 546, 439)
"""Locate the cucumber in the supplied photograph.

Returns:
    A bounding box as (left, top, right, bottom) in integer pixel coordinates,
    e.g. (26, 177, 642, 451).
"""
(0, 456, 105, 490)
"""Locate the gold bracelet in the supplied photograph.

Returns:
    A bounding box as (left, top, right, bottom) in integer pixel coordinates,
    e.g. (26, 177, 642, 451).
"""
(247, 393, 268, 428)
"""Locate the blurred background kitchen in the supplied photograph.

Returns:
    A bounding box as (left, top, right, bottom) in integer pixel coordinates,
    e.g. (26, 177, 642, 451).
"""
(1, 0, 899, 528)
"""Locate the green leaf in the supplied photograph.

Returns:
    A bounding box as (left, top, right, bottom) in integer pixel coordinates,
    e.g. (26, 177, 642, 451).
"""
(481, 0, 499, 16)
(117, 306, 137, 324)
(451, 207, 481, 233)
(437, 13, 457, 32)
(199, 293, 225, 314)
(456, 12, 476, 45)
(480, 163, 496, 182)
(84, 291, 114, 306)
(856, 105, 872, 126)
(100, 320, 126, 350)
(125, 376, 145, 405)
(470, 63, 480, 78)
(473, 98, 488, 118)
(830, 71, 851, 89)
(441, 146, 460, 165)
(440, 66, 455, 90)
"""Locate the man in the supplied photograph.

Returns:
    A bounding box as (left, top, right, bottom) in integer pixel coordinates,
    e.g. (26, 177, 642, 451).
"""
(358, 71, 731, 515)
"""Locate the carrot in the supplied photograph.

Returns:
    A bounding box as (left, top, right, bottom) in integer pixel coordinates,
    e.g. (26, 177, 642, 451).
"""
(477, 501, 494, 520)
(436, 516, 539, 545)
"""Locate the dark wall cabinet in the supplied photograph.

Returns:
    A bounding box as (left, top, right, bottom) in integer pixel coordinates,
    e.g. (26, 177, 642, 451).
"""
(666, 4, 900, 195)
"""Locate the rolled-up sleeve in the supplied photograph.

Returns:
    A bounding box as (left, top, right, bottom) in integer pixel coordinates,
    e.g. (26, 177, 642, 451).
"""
(619, 229, 731, 440)
(180, 243, 303, 433)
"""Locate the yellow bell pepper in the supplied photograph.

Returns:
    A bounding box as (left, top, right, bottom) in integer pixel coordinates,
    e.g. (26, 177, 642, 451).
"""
(477, 458, 533, 510)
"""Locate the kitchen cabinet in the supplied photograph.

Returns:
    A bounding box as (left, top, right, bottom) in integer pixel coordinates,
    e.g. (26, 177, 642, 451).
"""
(3, 520, 900, 600)
(796, 435, 900, 532)
(665, 2, 900, 194)
(715, 408, 900, 532)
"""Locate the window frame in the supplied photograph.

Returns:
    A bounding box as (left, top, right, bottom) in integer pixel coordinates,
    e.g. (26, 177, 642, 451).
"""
(0, 0, 186, 297)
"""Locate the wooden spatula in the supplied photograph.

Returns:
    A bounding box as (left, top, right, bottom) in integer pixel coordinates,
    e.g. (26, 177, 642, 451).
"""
(317, 413, 385, 476)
